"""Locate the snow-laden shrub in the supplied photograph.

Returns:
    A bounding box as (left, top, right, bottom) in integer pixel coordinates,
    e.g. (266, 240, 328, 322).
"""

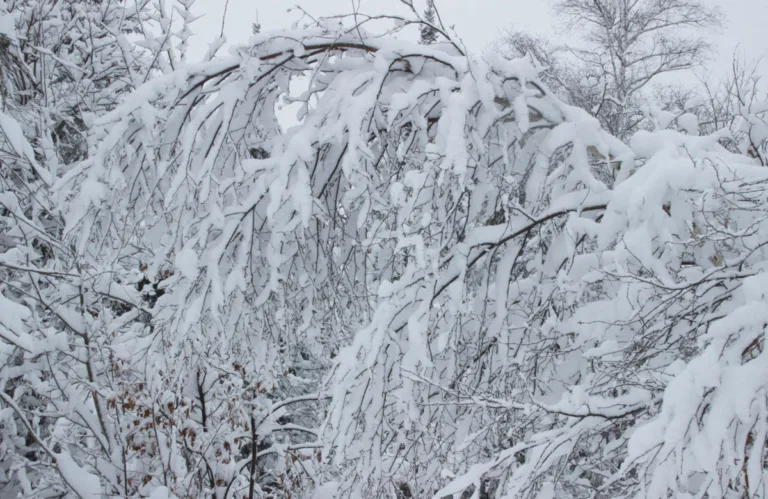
(1, 7, 767, 498)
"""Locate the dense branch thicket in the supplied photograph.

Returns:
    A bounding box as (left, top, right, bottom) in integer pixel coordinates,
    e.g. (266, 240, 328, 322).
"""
(0, 2, 767, 498)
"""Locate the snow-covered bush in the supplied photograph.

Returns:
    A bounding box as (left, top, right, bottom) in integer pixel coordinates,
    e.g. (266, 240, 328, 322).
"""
(0, 5, 766, 499)
(0, 0, 200, 496)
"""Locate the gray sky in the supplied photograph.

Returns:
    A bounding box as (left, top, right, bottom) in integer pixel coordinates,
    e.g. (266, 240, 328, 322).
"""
(189, 0, 767, 86)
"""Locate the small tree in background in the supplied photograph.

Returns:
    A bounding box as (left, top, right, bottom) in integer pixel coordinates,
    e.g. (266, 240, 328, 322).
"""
(500, 0, 722, 141)
(419, 0, 439, 44)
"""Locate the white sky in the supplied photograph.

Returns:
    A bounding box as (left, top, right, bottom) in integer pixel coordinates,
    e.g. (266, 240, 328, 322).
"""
(188, 0, 767, 85)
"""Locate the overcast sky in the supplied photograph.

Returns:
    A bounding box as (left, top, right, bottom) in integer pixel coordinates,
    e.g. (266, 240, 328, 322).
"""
(188, 0, 766, 84)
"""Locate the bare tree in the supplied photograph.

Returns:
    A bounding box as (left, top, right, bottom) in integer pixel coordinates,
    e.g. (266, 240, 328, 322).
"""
(557, 0, 721, 137)
(500, 0, 722, 140)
